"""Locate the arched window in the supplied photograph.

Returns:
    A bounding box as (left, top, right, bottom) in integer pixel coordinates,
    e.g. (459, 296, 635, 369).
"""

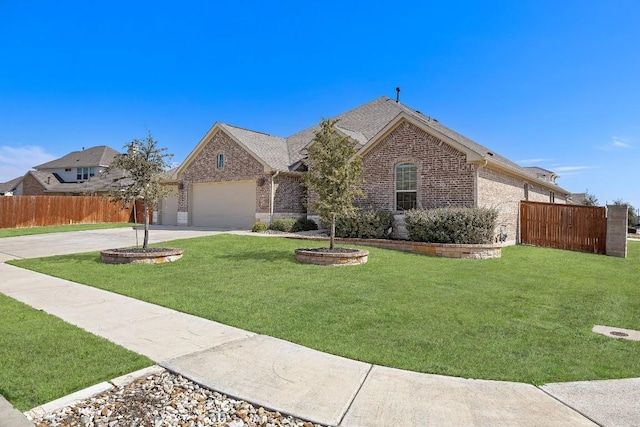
(217, 153, 225, 169)
(396, 163, 417, 210)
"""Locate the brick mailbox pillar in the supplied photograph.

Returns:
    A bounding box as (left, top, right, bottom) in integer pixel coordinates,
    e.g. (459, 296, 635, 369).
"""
(606, 205, 628, 258)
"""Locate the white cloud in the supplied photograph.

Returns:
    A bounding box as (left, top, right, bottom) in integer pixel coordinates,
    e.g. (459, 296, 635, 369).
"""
(611, 137, 632, 148)
(516, 158, 552, 165)
(0, 145, 57, 182)
(598, 136, 634, 151)
(554, 166, 594, 172)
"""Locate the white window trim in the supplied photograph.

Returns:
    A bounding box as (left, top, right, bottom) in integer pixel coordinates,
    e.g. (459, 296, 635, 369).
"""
(395, 162, 417, 211)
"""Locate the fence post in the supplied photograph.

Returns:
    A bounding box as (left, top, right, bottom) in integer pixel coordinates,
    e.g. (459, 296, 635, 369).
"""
(606, 205, 628, 258)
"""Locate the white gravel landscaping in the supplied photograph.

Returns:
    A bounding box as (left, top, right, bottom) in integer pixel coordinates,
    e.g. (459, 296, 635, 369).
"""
(27, 370, 326, 427)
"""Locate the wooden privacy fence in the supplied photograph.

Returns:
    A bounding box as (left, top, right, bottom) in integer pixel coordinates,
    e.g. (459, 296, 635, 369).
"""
(0, 196, 138, 229)
(520, 201, 607, 254)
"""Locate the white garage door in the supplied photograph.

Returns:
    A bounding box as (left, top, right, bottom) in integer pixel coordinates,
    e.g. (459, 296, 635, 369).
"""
(192, 181, 256, 229)
(159, 193, 178, 226)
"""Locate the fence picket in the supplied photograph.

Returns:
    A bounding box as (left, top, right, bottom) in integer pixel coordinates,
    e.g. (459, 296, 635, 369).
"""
(0, 196, 135, 228)
(520, 201, 606, 254)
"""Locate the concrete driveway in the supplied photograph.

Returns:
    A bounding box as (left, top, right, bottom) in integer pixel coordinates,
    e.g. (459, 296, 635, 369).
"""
(0, 225, 238, 262)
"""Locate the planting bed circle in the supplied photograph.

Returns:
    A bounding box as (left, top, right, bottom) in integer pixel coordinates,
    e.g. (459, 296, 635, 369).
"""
(101, 247, 184, 264)
(295, 247, 369, 266)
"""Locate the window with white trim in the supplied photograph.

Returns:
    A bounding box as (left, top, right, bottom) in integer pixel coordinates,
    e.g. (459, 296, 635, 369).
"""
(396, 163, 417, 211)
(76, 167, 95, 181)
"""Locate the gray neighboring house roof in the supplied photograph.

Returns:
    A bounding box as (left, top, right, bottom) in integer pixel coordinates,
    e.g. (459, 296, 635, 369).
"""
(26, 168, 127, 194)
(30, 145, 126, 194)
(34, 145, 120, 170)
(524, 166, 558, 181)
(183, 96, 569, 193)
(0, 176, 23, 194)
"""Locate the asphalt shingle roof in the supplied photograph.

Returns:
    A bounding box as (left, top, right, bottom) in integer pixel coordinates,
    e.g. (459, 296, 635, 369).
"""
(27, 169, 127, 193)
(0, 176, 23, 193)
(219, 124, 290, 171)
(209, 96, 568, 193)
(34, 146, 121, 170)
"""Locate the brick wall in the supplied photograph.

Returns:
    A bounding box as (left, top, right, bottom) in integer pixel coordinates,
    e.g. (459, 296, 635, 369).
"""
(361, 121, 475, 211)
(21, 174, 46, 196)
(273, 175, 305, 214)
(478, 167, 568, 243)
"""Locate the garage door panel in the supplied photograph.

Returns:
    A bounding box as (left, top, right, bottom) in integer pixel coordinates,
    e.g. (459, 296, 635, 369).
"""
(192, 181, 255, 229)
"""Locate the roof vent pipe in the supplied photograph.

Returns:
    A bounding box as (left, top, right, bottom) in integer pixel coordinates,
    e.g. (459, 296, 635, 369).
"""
(395, 87, 401, 103)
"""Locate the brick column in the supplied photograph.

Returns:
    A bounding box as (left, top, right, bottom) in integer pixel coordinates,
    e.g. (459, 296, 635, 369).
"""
(606, 205, 628, 258)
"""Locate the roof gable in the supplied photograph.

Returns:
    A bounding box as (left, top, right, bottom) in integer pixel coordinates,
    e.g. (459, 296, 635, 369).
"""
(177, 123, 287, 175)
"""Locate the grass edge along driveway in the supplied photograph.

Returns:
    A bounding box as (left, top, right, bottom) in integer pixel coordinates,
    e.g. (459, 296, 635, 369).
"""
(0, 294, 152, 411)
(9, 234, 640, 385)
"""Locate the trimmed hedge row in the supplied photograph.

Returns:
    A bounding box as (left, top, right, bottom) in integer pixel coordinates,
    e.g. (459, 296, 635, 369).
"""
(404, 207, 498, 244)
(327, 209, 395, 239)
(268, 217, 318, 233)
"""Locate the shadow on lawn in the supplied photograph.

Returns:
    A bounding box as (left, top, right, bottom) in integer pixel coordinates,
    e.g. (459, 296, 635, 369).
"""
(213, 248, 302, 264)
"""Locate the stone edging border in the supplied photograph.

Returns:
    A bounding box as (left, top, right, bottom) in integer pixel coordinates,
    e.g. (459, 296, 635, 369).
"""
(287, 236, 502, 259)
(24, 365, 165, 420)
(100, 248, 184, 264)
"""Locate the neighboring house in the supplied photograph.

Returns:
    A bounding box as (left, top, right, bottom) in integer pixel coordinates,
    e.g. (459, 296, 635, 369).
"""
(21, 146, 125, 195)
(156, 168, 180, 225)
(569, 193, 587, 205)
(0, 176, 24, 195)
(170, 96, 571, 243)
(524, 166, 559, 184)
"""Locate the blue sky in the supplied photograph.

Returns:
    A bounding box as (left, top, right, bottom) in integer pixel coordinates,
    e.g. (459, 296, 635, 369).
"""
(1, 1, 638, 210)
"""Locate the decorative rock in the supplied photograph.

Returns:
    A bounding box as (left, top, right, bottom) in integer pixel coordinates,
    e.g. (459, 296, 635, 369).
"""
(27, 371, 326, 427)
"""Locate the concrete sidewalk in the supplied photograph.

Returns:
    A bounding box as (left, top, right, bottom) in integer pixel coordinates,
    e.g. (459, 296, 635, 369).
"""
(0, 228, 637, 426)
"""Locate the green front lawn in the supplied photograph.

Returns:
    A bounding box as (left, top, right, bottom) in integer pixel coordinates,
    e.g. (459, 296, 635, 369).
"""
(0, 294, 152, 411)
(0, 223, 134, 238)
(9, 235, 640, 384)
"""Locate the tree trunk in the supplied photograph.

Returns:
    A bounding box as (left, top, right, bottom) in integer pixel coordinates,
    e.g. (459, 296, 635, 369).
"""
(143, 199, 150, 250)
(330, 212, 336, 250)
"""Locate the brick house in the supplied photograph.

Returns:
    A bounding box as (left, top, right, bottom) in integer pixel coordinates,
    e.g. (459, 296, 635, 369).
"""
(167, 96, 571, 244)
(20, 146, 125, 196)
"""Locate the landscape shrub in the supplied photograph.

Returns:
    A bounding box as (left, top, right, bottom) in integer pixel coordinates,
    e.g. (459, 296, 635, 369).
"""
(292, 217, 318, 232)
(251, 222, 267, 233)
(324, 209, 394, 239)
(404, 207, 498, 244)
(268, 218, 298, 232)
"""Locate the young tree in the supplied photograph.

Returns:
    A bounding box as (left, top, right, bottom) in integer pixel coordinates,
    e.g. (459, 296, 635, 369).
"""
(304, 118, 364, 249)
(612, 199, 638, 228)
(581, 189, 599, 206)
(105, 133, 173, 249)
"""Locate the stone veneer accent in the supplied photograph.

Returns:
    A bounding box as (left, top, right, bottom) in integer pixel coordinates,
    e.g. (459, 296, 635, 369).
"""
(606, 204, 628, 257)
(294, 248, 369, 266)
(291, 236, 501, 259)
(361, 121, 475, 211)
